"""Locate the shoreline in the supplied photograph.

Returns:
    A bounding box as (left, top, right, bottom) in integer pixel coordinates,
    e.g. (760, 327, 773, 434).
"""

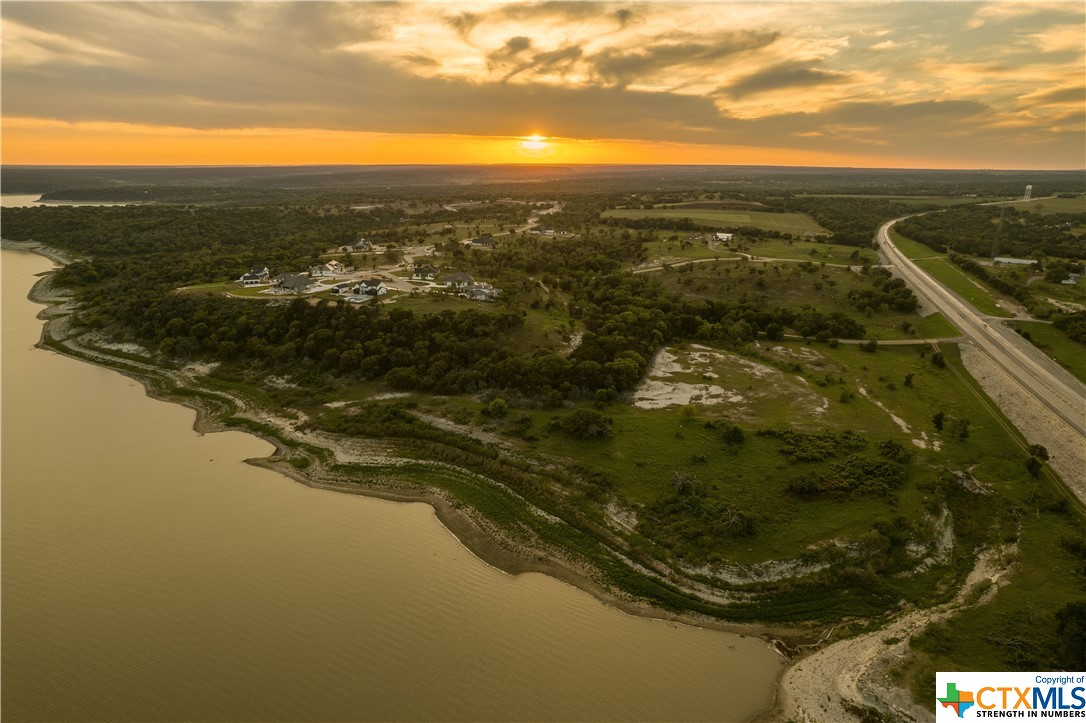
(8, 240, 797, 717)
(11, 238, 1020, 722)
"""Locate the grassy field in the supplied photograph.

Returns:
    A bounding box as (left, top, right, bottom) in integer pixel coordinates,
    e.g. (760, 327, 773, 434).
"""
(661, 260, 941, 340)
(799, 194, 1003, 207)
(913, 258, 1013, 317)
(1008, 320, 1086, 384)
(429, 340, 1045, 575)
(602, 208, 829, 235)
(742, 238, 879, 266)
(638, 238, 744, 263)
(1000, 195, 1086, 215)
(911, 312, 960, 339)
(889, 228, 944, 260)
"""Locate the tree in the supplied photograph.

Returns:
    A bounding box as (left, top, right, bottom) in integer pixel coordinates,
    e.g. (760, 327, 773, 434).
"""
(931, 351, 946, 368)
(951, 417, 971, 440)
(1027, 444, 1050, 461)
(1025, 456, 1043, 478)
(1055, 601, 1086, 668)
(904, 373, 914, 388)
(932, 411, 945, 430)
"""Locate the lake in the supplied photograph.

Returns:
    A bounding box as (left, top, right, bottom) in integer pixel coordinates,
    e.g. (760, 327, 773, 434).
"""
(1, 248, 782, 722)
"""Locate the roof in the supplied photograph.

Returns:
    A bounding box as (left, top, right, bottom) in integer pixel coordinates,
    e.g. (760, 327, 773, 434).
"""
(357, 278, 385, 288)
(277, 274, 313, 290)
(446, 272, 474, 284)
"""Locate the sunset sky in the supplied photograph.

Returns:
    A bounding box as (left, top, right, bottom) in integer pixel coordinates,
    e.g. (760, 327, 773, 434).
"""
(2, 1, 1083, 169)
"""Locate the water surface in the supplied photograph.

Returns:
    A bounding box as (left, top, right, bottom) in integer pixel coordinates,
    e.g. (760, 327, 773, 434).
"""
(1, 248, 782, 721)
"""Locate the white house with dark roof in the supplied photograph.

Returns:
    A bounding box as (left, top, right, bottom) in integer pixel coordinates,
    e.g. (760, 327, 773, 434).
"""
(470, 234, 496, 248)
(353, 279, 388, 297)
(445, 272, 474, 289)
(239, 266, 270, 286)
(413, 264, 439, 281)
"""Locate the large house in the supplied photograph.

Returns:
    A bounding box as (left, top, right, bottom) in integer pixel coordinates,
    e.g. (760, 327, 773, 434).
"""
(468, 282, 501, 301)
(340, 238, 372, 253)
(274, 274, 316, 293)
(445, 272, 474, 289)
(470, 234, 496, 248)
(310, 260, 344, 277)
(239, 266, 270, 286)
(412, 265, 438, 281)
(353, 279, 388, 297)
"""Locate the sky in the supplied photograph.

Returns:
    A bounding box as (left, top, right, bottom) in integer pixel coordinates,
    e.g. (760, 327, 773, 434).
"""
(1, 1, 1084, 169)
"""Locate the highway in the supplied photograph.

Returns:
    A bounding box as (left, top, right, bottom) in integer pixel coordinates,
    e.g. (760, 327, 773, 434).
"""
(878, 217, 1086, 438)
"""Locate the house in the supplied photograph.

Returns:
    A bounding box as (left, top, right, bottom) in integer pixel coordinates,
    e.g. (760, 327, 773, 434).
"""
(994, 257, 1038, 266)
(468, 282, 501, 301)
(353, 279, 388, 297)
(309, 260, 344, 277)
(239, 266, 270, 286)
(445, 272, 474, 289)
(340, 238, 372, 253)
(330, 282, 355, 294)
(470, 234, 496, 248)
(1061, 274, 1080, 286)
(412, 265, 439, 281)
(274, 274, 316, 293)
(715, 232, 734, 242)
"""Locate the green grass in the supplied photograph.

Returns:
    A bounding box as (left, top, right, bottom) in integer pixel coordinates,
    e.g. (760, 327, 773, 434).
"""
(889, 229, 944, 260)
(911, 312, 960, 339)
(913, 258, 1012, 317)
(800, 194, 1003, 207)
(639, 238, 742, 263)
(1001, 195, 1086, 215)
(1008, 321, 1086, 384)
(602, 208, 829, 235)
(663, 261, 934, 340)
(741, 239, 878, 266)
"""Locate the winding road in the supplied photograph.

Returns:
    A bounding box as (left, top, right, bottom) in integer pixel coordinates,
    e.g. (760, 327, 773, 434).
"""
(878, 217, 1086, 440)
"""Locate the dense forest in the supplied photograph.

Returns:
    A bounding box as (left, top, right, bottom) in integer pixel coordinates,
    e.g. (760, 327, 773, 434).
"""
(896, 206, 1086, 259)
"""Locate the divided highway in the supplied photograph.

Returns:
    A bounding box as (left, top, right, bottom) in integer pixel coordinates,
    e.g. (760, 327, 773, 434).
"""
(878, 218, 1086, 438)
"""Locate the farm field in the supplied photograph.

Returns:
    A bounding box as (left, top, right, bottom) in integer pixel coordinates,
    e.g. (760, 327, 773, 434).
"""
(602, 208, 829, 235)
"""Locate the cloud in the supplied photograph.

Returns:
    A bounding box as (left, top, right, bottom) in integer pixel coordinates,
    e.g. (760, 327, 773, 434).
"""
(486, 36, 533, 70)
(1, 1, 1082, 168)
(589, 31, 780, 88)
(722, 62, 852, 99)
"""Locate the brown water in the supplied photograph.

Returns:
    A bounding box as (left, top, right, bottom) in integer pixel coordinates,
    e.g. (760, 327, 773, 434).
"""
(1, 248, 783, 722)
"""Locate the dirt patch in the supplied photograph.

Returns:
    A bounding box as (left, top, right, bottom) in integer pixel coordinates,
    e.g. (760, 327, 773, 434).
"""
(960, 346, 1085, 504)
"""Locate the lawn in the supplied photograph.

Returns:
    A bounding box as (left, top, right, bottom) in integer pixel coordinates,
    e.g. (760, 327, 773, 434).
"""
(1008, 320, 1086, 384)
(602, 208, 829, 235)
(913, 258, 1013, 317)
(742, 238, 879, 266)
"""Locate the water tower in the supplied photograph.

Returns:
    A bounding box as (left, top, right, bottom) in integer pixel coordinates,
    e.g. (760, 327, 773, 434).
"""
(1024, 184, 1032, 201)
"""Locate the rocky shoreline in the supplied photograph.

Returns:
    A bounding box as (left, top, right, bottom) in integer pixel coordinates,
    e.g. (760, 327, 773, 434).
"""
(13, 238, 1007, 723)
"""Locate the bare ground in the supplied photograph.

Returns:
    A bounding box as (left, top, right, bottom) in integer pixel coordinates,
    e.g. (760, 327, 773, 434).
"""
(959, 346, 1085, 504)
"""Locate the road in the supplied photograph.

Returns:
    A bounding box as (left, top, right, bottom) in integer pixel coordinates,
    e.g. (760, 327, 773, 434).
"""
(878, 217, 1086, 438)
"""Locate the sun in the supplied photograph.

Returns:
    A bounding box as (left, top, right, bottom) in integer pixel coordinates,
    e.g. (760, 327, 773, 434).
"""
(519, 134, 550, 152)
